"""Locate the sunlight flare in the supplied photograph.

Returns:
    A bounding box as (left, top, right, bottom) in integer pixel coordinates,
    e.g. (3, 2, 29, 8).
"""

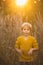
(15, 0, 28, 6)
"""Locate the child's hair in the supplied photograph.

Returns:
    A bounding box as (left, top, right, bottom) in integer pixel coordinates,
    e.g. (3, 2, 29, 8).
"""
(21, 22, 32, 30)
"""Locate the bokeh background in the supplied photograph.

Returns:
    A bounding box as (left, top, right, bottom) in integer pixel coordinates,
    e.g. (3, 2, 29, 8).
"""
(0, 0, 43, 65)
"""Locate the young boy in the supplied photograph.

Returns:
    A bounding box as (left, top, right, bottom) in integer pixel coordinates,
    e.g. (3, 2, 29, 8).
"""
(15, 22, 39, 65)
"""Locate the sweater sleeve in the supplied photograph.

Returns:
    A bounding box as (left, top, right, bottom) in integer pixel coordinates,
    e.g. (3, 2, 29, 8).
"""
(32, 37, 39, 49)
(15, 37, 20, 49)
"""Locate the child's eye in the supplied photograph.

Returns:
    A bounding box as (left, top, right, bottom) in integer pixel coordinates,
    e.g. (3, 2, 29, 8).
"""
(24, 29, 26, 30)
(23, 28, 29, 30)
(27, 29, 29, 30)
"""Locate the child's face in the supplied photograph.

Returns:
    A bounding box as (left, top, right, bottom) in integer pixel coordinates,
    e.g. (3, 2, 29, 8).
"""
(22, 26, 30, 36)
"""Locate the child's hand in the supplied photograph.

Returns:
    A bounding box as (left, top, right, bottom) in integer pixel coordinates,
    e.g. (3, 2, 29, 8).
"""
(18, 49, 22, 55)
(17, 49, 22, 55)
(28, 48, 33, 55)
(15, 48, 22, 55)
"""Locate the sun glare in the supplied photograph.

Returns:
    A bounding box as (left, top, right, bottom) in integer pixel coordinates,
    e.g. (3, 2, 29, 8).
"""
(16, 0, 28, 6)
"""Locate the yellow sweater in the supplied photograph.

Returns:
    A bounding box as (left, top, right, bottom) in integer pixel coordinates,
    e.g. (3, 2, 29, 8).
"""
(15, 35, 39, 62)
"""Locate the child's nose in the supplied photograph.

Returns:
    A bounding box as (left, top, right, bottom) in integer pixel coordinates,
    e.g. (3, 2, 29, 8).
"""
(25, 29, 28, 31)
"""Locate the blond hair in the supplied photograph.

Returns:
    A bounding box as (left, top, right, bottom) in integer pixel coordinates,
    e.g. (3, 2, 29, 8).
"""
(21, 22, 32, 30)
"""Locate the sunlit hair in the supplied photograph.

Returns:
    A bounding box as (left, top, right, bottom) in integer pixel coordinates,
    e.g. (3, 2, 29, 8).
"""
(21, 22, 32, 30)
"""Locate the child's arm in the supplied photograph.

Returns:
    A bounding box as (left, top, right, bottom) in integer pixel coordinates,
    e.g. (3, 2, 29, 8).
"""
(15, 37, 22, 55)
(28, 37, 39, 55)
(28, 48, 38, 55)
(15, 48, 22, 55)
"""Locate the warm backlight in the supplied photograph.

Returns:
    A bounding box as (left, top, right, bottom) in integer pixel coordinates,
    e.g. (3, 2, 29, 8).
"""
(16, 0, 27, 6)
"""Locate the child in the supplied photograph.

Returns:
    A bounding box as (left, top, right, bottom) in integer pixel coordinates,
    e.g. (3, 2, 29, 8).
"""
(15, 22, 39, 65)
